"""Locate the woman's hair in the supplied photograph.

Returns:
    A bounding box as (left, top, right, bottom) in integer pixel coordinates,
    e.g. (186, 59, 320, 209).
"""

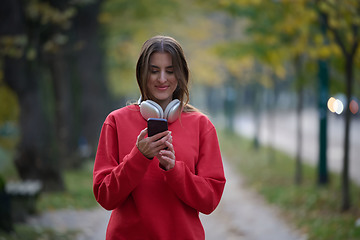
(136, 35, 196, 112)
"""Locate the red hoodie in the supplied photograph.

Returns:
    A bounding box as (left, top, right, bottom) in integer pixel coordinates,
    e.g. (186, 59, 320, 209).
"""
(93, 104, 226, 240)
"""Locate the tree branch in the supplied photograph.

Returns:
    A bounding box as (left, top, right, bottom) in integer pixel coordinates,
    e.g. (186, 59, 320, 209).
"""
(350, 23, 360, 58)
(316, 0, 350, 57)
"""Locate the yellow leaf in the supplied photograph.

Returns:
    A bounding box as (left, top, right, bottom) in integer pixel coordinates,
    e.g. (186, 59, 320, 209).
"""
(314, 34, 324, 45)
(318, 46, 332, 59)
(98, 12, 112, 24)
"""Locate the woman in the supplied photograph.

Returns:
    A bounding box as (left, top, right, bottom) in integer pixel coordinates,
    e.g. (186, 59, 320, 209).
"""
(93, 35, 226, 240)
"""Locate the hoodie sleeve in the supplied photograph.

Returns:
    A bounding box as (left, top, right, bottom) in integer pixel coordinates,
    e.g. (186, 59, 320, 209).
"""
(93, 120, 152, 210)
(163, 125, 226, 214)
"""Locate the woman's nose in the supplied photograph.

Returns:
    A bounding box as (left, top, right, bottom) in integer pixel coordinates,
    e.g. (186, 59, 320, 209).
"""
(158, 71, 166, 82)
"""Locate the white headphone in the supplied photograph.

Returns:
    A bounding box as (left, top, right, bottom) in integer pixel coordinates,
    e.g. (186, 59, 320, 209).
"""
(138, 98, 181, 123)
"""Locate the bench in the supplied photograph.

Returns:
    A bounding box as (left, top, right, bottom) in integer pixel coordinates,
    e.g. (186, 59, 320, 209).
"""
(5, 180, 42, 222)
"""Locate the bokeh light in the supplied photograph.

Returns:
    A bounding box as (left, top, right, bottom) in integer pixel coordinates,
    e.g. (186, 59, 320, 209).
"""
(350, 100, 359, 115)
(327, 97, 336, 113)
(328, 96, 359, 115)
(327, 96, 344, 115)
(334, 99, 344, 114)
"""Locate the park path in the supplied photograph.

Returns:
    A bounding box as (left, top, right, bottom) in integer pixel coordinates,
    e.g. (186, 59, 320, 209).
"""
(201, 160, 305, 240)
(234, 108, 360, 185)
(27, 159, 305, 240)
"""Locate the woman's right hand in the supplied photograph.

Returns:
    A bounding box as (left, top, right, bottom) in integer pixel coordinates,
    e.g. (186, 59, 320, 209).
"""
(136, 128, 171, 159)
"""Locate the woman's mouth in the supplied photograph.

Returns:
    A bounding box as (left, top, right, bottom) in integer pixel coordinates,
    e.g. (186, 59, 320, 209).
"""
(156, 86, 169, 90)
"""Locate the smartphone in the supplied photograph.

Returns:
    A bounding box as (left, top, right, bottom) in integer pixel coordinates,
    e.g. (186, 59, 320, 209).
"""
(147, 118, 168, 137)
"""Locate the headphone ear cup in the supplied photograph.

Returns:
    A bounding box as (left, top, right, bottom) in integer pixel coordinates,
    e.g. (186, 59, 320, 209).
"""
(164, 99, 181, 123)
(140, 100, 164, 120)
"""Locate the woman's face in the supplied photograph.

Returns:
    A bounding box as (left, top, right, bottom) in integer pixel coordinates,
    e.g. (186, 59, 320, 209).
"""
(147, 52, 178, 109)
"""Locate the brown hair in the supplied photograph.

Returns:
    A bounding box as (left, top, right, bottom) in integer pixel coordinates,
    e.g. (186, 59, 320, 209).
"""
(136, 35, 196, 112)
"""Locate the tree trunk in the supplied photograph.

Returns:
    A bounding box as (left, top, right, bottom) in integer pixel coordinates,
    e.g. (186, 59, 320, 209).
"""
(4, 56, 65, 191)
(71, 1, 112, 159)
(47, 50, 76, 168)
(43, 0, 112, 168)
(341, 56, 353, 211)
(42, 0, 78, 168)
(253, 83, 261, 150)
(267, 75, 278, 163)
(294, 56, 304, 185)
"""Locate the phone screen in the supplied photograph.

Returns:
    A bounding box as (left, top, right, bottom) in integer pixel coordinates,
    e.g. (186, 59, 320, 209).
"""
(147, 118, 168, 137)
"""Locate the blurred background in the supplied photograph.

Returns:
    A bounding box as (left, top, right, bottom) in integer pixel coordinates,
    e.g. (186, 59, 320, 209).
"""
(0, 0, 359, 239)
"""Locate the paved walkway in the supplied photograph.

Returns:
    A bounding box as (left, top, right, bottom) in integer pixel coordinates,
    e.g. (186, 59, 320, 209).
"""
(27, 159, 305, 240)
(201, 160, 305, 240)
(234, 109, 360, 185)
(27, 207, 110, 239)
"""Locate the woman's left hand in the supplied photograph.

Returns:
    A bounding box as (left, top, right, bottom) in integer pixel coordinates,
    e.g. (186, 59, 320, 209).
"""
(157, 139, 175, 171)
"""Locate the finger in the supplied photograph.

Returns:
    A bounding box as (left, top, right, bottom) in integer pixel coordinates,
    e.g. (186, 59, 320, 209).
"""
(158, 153, 175, 171)
(158, 155, 172, 163)
(167, 134, 173, 144)
(152, 133, 171, 148)
(149, 130, 170, 142)
(153, 143, 171, 155)
(161, 149, 175, 159)
(160, 146, 175, 158)
(164, 141, 174, 153)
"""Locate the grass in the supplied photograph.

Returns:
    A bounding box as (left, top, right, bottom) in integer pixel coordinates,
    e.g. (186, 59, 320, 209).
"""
(37, 161, 98, 211)
(0, 225, 78, 240)
(218, 130, 360, 240)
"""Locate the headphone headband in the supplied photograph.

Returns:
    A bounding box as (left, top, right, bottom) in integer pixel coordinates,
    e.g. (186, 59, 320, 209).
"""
(139, 99, 181, 123)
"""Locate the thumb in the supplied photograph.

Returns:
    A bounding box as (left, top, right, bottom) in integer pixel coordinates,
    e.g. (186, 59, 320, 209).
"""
(137, 128, 148, 142)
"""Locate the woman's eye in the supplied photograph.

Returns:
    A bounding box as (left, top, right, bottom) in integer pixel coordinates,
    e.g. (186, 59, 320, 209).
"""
(151, 70, 159, 73)
(166, 71, 174, 74)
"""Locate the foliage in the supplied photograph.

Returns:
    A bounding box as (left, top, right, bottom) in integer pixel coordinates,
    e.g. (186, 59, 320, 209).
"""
(99, 0, 238, 98)
(317, 0, 360, 57)
(0, 0, 77, 60)
(316, 0, 360, 94)
(0, 36, 27, 59)
(210, 0, 355, 90)
(211, 0, 360, 92)
(99, 0, 182, 97)
(218, 130, 360, 240)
